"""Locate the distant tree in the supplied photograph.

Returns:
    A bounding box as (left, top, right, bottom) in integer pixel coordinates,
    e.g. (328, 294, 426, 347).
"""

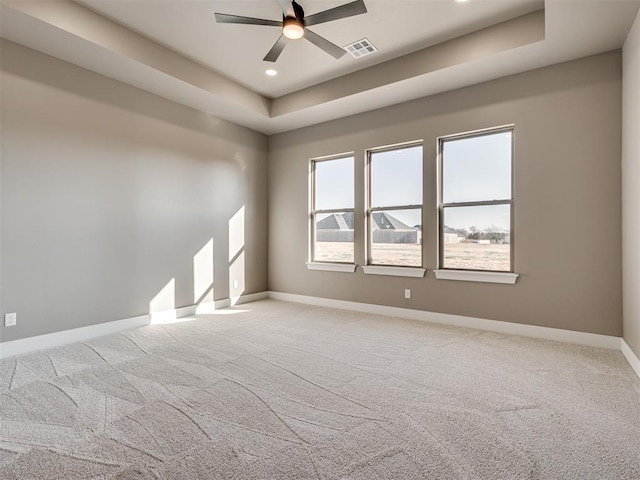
(468, 226, 480, 240)
(485, 225, 506, 244)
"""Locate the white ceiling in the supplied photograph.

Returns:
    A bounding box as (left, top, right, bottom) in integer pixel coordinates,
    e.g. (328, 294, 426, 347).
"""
(76, 0, 544, 98)
(1, 0, 639, 134)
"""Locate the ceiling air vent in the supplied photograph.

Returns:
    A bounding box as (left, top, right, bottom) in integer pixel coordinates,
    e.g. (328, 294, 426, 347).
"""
(344, 38, 377, 59)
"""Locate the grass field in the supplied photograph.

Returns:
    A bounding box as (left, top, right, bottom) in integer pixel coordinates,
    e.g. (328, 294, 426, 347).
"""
(371, 244, 421, 266)
(314, 242, 510, 271)
(314, 242, 355, 263)
(443, 243, 510, 271)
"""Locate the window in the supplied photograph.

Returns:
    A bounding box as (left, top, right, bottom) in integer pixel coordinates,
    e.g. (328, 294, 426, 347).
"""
(366, 143, 423, 268)
(439, 127, 513, 272)
(310, 155, 355, 265)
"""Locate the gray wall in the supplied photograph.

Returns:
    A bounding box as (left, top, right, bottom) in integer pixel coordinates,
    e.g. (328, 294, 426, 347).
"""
(623, 11, 640, 356)
(269, 51, 623, 337)
(0, 39, 627, 344)
(0, 40, 268, 343)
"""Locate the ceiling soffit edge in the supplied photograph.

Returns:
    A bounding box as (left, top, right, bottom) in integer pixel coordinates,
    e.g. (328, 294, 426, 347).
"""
(272, 9, 545, 118)
(0, 0, 271, 117)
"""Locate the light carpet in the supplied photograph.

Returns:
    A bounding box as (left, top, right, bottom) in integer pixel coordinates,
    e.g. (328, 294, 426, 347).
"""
(0, 299, 639, 479)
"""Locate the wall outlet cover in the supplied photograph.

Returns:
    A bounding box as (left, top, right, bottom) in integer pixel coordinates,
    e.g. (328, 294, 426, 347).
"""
(4, 313, 17, 327)
(404, 289, 411, 299)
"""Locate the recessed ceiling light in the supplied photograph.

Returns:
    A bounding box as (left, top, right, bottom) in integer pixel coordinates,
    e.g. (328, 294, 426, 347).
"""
(265, 69, 278, 76)
(456, 0, 469, 2)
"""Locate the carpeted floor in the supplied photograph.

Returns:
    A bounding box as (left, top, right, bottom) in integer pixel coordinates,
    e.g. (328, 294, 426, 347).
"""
(0, 299, 639, 479)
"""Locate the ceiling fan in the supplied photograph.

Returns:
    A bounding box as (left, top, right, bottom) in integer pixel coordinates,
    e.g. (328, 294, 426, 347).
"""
(214, 0, 368, 62)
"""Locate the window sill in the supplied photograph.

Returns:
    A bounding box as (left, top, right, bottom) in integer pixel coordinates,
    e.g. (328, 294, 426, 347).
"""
(362, 265, 426, 278)
(434, 270, 518, 284)
(306, 262, 356, 273)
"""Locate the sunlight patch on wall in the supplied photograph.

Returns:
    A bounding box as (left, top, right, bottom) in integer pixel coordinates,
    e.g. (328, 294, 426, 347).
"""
(229, 206, 245, 262)
(229, 206, 246, 306)
(230, 251, 246, 306)
(194, 238, 215, 313)
(149, 278, 176, 324)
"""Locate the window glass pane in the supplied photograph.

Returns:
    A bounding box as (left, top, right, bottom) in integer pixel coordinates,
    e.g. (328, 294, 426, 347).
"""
(442, 204, 510, 271)
(370, 209, 421, 267)
(443, 131, 512, 203)
(371, 146, 422, 207)
(315, 157, 354, 210)
(314, 212, 354, 263)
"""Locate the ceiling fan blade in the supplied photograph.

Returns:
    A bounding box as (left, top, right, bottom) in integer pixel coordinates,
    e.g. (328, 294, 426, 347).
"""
(215, 13, 282, 27)
(305, 0, 367, 27)
(264, 34, 288, 62)
(303, 29, 346, 59)
(277, 0, 294, 17)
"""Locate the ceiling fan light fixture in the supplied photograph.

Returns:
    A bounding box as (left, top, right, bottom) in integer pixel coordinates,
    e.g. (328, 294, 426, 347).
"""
(215, 0, 368, 62)
(283, 17, 305, 39)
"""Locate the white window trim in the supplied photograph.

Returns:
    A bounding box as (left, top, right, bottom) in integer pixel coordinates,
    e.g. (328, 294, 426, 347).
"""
(366, 141, 424, 270)
(434, 270, 518, 284)
(438, 125, 515, 274)
(307, 262, 357, 273)
(362, 265, 426, 278)
(309, 153, 356, 266)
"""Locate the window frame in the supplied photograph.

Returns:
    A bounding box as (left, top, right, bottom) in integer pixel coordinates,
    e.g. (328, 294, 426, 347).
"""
(309, 153, 356, 266)
(365, 141, 424, 269)
(437, 125, 515, 273)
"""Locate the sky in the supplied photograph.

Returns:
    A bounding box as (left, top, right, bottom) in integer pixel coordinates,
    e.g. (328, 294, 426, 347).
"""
(315, 156, 354, 210)
(314, 131, 512, 231)
(371, 146, 422, 207)
(442, 131, 511, 230)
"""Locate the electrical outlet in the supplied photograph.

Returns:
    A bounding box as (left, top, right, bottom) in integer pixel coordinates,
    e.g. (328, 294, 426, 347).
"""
(4, 313, 17, 327)
(233, 280, 239, 289)
(404, 289, 411, 299)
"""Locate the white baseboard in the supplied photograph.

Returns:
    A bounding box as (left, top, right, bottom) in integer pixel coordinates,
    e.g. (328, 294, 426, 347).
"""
(210, 292, 269, 310)
(195, 301, 215, 314)
(0, 292, 269, 359)
(267, 291, 621, 350)
(3, 291, 635, 380)
(0, 314, 151, 359)
(621, 339, 640, 379)
(232, 291, 269, 306)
